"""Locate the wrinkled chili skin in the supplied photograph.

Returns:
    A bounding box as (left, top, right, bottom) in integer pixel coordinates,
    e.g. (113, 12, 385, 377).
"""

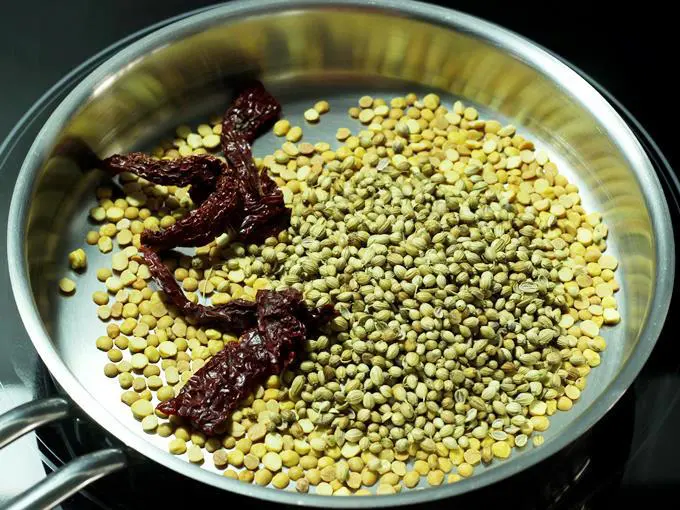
(221, 133, 262, 206)
(140, 170, 289, 249)
(139, 246, 258, 330)
(141, 173, 240, 250)
(156, 330, 277, 435)
(239, 170, 291, 243)
(221, 82, 281, 203)
(103, 153, 224, 205)
(156, 289, 335, 436)
(220, 82, 284, 230)
(222, 82, 281, 146)
(136, 81, 284, 249)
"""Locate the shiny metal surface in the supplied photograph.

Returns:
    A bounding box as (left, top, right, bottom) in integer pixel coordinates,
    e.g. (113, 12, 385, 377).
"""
(0, 24, 168, 503)
(3, 449, 127, 510)
(5, 0, 674, 506)
(0, 397, 126, 510)
(0, 398, 70, 449)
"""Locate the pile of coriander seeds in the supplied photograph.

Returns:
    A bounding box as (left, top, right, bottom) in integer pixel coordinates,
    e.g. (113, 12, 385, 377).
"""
(64, 91, 621, 496)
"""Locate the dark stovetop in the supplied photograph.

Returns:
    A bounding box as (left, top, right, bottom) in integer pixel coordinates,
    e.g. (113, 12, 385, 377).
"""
(0, 1, 678, 508)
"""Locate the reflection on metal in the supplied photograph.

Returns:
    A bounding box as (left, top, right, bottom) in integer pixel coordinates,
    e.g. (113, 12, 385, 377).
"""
(3, 449, 126, 510)
(5, 0, 674, 507)
(0, 398, 69, 449)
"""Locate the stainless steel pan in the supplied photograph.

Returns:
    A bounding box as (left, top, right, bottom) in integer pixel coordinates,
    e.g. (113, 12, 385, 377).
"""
(1, 0, 674, 508)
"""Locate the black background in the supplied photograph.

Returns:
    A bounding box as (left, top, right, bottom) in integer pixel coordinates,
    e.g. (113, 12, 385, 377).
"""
(0, 0, 677, 172)
(0, 0, 678, 505)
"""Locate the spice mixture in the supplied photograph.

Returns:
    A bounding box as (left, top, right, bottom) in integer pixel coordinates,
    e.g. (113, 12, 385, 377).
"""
(62, 87, 620, 495)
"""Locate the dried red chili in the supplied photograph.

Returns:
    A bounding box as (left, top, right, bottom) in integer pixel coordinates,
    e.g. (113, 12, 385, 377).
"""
(140, 173, 239, 250)
(139, 166, 289, 249)
(103, 82, 335, 434)
(218, 83, 290, 242)
(103, 153, 224, 205)
(220, 81, 281, 204)
(139, 246, 257, 330)
(238, 169, 291, 244)
(221, 82, 281, 144)
(103, 82, 285, 249)
(156, 289, 335, 436)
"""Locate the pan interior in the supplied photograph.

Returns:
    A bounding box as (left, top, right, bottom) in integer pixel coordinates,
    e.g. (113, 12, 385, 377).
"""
(14, 1, 664, 502)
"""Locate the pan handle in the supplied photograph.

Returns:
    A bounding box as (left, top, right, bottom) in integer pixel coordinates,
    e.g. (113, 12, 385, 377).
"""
(0, 398, 70, 449)
(2, 449, 126, 510)
(0, 398, 127, 510)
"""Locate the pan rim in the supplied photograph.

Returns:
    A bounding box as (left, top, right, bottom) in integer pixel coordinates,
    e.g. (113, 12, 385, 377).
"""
(6, 0, 675, 506)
